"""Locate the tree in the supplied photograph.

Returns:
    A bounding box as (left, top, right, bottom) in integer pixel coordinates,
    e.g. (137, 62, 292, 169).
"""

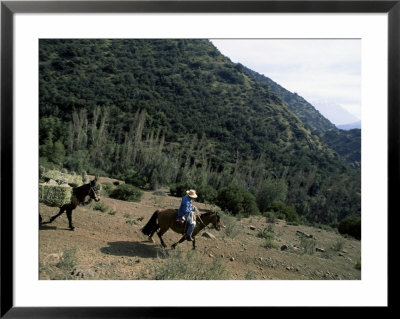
(216, 184, 259, 216)
(338, 215, 361, 240)
(256, 178, 288, 213)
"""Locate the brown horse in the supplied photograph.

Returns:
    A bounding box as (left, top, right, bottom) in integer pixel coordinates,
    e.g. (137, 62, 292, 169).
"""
(43, 177, 101, 230)
(141, 209, 223, 249)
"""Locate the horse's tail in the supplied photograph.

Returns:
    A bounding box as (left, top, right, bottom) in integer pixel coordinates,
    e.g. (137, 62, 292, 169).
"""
(141, 210, 159, 236)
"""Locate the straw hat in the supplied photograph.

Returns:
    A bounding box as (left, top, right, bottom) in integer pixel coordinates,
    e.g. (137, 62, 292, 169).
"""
(186, 189, 198, 199)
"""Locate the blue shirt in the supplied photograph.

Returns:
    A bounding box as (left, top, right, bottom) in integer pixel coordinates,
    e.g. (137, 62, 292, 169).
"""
(178, 194, 194, 218)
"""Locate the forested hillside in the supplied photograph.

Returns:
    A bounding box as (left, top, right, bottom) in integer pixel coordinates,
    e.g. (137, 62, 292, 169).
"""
(39, 39, 360, 225)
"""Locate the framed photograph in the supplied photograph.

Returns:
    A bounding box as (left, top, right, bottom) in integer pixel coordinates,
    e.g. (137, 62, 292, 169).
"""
(1, 0, 395, 316)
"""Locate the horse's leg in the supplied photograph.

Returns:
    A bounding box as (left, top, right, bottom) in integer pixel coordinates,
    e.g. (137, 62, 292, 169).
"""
(149, 224, 160, 239)
(157, 228, 168, 248)
(171, 235, 187, 249)
(47, 206, 66, 223)
(192, 236, 196, 250)
(66, 209, 75, 231)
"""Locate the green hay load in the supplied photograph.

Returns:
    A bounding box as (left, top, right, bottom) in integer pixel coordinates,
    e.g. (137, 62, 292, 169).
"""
(39, 184, 73, 207)
(41, 170, 83, 187)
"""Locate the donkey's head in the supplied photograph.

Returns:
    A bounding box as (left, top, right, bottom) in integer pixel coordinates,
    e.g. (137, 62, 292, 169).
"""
(89, 176, 101, 202)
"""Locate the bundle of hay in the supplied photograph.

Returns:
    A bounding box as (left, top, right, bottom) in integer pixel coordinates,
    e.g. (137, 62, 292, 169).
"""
(39, 183, 73, 207)
(41, 170, 84, 187)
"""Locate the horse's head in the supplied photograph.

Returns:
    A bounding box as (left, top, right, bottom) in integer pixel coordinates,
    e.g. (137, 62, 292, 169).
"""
(89, 177, 101, 202)
(212, 212, 223, 231)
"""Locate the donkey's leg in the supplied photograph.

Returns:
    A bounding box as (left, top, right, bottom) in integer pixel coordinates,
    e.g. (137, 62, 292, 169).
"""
(47, 206, 66, 223)
(66, 209, 75, 231)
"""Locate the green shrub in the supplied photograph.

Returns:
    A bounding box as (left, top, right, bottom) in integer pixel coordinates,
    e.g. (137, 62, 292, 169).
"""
(101, 182, 114, 197)
(151, 249, 230, 280)
(257, 228, 278, 249)
(245, 270, 257, 280)
(257, 228, 274, 240)
(263, 238, 279, 250)
(219, 212, 238, 238)
(332, 238, 345, 251)
(264, 211, 277, 223)
(108, 210, 116, 216)
(300, 237, 316, 255)
(216, 184, 259, 217)
(268, 201, 299, 224)
(338, 215, 361, 240)
(56, 247, 78, 270)
(93, 202, 108, 212)
(196, 184, 217, 204)
(109, 183, 144, 202)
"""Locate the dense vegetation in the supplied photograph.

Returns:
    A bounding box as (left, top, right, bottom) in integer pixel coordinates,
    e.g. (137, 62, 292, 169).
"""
(39, 39, 361, 227)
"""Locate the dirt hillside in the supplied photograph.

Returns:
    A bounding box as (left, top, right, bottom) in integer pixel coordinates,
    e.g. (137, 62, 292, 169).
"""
(39, 177, 361, 280)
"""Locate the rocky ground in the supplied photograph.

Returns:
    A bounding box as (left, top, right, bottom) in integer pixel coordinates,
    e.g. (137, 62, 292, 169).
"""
(39, 177, 361, 281)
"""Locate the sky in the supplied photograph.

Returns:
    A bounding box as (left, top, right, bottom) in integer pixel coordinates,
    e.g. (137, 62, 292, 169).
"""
(210, 39, 361, 123)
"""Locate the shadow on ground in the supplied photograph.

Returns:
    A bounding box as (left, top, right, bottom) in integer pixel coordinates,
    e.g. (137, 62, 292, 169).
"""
(100, 241, 169, 259)
(39, 224, 58, 231)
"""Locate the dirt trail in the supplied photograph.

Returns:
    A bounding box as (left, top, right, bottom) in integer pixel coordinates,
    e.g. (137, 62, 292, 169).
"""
(39, 184, 361, 280)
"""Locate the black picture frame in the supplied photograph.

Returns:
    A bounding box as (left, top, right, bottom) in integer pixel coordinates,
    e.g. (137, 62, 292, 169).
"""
(1, 0, 395, 317)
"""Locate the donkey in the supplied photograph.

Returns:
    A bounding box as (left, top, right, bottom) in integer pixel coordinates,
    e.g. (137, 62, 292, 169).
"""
(43, 177, 101, 230)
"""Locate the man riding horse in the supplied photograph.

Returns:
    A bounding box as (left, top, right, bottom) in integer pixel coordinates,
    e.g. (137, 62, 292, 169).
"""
(176, 189, 198, 241)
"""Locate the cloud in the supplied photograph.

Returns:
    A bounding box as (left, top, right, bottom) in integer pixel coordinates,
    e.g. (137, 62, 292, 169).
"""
(210, 39, 361, 119)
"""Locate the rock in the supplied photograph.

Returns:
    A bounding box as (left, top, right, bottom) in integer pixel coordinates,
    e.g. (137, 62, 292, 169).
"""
(209, 253, 214, 258)
(280, 245, 288, 251)
(296, 230, 314, 238)
(71, 266, 95, 279)
(230, 257, 235, 261)
(201, 232, 216, 239)
(250, 225, 256, 230)
(316, 247, 325, 252)
(45, 253, 61, 265)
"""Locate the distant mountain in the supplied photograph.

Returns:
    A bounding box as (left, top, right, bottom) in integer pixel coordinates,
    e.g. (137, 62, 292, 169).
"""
(241, 66, 361, 168)
(310, 100, 360, 126)
(241, 66, 336, 135)
(337, 121, 361, 130)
